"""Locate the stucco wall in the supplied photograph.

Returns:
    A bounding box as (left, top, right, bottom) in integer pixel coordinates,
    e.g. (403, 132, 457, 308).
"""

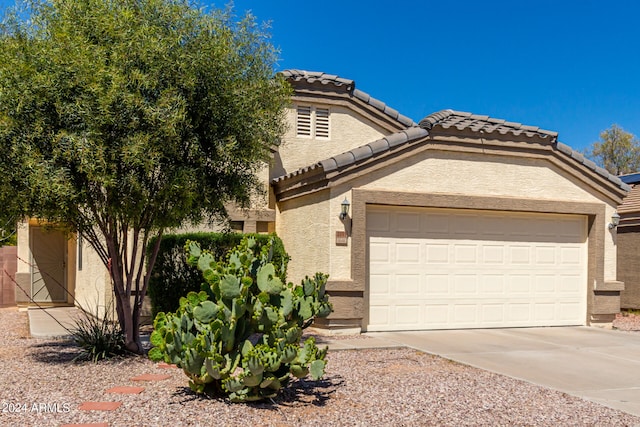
(275, 189, 331, 285)
(74, 237, 111, 316)
(327, 188, 353, 281)
(353, 150, 619, 281)
(273, 104, 388, 178)
(16, 221, 29, 276)
(618, 228, 640, 309)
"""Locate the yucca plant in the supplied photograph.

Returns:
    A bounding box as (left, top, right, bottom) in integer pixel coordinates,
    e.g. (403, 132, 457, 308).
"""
(71, 301, 128, 362)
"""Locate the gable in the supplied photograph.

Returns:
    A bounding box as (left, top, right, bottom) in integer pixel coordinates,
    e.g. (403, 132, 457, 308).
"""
(274, 70, 417, 179)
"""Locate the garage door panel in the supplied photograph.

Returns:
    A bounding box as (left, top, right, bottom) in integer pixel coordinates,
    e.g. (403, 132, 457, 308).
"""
(454, 275, 478, 294)
(560, 275, 581, 293)
(482, 246, 505, 263)
(482, 304, 506, 323)
(480, 275, 505, 294)
(535, 246, 556, 264)
(367, 207, 587, 331)
(369, 274, 390, 297)
(507, 275, 531, 293)
(396, 243, 420, 263)
(426, 244, 448, 263)
(509, 246, 531, 264)
(426, 274, 449, 294)
(454, 244, 477, 264)
(395, 305, 421, 327)
(396, 212, 420, 232)
(369, 306, 390, 327)
(423, 213, 450, 234)
(559, 302, 581, 320)
(369, 241, 391, 263)
(368, 211, 391, 232)
(396, 275, 420, 295)
(534, 275, 556, 293)
(560, 247, 582, 264)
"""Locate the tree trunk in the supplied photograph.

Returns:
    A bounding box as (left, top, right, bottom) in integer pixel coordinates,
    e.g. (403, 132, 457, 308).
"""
(111, 268, 143, 354)
(103, 229, 162, 355)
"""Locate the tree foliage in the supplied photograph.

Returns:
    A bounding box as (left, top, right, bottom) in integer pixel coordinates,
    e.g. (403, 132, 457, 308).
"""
(0, 0, 291, 353)
(585, 124, 640, 175)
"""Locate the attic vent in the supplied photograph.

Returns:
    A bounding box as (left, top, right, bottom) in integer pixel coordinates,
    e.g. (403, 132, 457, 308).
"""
(296, 105, 312, 137)
(315, 108, 330, 138)
(296, 105, 330, 139)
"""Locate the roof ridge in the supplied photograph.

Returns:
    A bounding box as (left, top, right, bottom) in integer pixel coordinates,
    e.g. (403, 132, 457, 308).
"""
(279, 69, 355, 89)
(419, 109, 559, 138)
(280, 69, 417, 128)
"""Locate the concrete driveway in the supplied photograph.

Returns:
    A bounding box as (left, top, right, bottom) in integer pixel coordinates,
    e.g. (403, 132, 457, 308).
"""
(330, 327, 640, 417)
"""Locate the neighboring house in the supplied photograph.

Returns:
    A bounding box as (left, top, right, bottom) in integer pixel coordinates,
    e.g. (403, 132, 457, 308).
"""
(15, 70, 630, 332)
(616, 172, 640, 309)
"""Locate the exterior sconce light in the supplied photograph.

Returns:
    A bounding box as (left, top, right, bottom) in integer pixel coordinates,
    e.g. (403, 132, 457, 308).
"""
(339, 198, 350, 220)
(609, 211, 620, 230)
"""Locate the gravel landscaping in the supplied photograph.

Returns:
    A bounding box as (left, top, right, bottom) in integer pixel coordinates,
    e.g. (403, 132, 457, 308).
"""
(2, 307, 640, 426)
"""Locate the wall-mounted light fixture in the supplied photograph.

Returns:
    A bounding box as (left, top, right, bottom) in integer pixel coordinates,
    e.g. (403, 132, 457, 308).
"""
(609, 211, 621, 230)
(339, 198, 350, 220)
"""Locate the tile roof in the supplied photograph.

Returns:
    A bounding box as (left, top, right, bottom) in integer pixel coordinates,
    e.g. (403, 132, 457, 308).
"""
(619, 183, 640, 216)
(273, 109, 630, 193)
(420, 109, 629, 192)
(271, 127, 429, 184)
(279, 70, 417, 128)
(279, 70, 355, 90)
(420, 109, 558, 140)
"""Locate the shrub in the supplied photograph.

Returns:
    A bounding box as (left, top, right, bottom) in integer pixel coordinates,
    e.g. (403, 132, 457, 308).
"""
(149, 236, 332, 402)
(71, 304, 127, 362)
(147, 232, 289, 318)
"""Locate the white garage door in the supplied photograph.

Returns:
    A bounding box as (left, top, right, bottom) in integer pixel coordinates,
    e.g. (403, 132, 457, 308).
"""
(367, 206, 587, 331)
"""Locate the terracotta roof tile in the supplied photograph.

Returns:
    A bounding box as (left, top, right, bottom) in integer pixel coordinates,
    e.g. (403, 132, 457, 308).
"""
(272, 127, 429, 181)
(419, 110, 628, 192)
(280, 70, 417, 128)
(619, 183, 640, 215)
(419, 109, 559, 140)
(280, 70, 355, 89)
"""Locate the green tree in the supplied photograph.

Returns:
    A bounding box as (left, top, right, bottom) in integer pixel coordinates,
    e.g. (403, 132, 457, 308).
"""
(0, 0, 290, 353)
(585, 124, 640, 175)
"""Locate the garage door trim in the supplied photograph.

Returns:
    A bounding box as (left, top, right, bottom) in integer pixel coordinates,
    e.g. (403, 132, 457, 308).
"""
(348, 189, 605, 331)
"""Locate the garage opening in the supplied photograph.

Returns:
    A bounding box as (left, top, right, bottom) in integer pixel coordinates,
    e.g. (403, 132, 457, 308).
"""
(366, 206, 587, 331)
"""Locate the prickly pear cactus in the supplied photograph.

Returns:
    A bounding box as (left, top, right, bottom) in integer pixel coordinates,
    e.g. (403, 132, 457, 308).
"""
(149, 236, 332, 402)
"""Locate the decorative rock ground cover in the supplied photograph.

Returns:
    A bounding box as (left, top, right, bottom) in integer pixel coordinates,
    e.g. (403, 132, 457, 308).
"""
(2, 307, 640, 426)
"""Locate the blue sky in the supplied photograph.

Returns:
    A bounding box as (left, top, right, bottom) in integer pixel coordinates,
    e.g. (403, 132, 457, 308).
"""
(1, 0, 639, 153)
(227, 0, 640, 152)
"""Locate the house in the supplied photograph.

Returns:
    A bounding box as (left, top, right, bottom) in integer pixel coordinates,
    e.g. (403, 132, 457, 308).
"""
(15, 70, 630, 332)
(616, 172, 640, 309)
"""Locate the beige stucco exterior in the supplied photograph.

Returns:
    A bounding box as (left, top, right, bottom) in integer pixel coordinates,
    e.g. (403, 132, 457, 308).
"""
(354, 150, 619, 282)
(18, 69, 628, 333)
(271, 72, 628, 331)
(274, 104, 388, 178)
(275, 189, 331, 284)
(280, 149, 620, 289)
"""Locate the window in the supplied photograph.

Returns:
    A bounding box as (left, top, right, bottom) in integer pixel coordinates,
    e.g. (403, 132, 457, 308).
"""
(230, 221, 244, 232)
(296, 105, 330, 139)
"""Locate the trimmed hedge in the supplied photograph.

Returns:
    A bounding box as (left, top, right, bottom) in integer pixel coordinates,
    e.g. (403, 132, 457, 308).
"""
(146, 232, 289, 318)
